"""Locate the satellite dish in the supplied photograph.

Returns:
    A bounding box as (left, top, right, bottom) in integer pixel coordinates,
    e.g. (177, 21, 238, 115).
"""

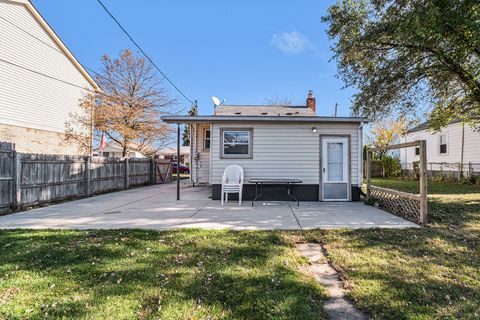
(211, 96, 221, 106)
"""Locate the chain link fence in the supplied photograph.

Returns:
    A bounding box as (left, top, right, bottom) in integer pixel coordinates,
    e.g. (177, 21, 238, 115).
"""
(401, 162, 480, 179)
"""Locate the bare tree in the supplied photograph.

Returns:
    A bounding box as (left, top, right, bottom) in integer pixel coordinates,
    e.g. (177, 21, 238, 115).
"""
(66, 49, 175, 156)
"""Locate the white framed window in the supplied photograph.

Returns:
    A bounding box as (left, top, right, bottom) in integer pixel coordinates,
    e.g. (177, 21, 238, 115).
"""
(415, 147, 420, 156)
(204, 129, 211, 149)
(438, 133, 448, 155)
(220, 128, 253, 159)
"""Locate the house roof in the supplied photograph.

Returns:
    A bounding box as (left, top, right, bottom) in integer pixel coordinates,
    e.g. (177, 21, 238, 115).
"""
(161, 115, 369, 124)
(8, 0, 100, 91)
(158, 146, 190, 155)
(407, 119, 462, 133)
(214, 105, 315, 116)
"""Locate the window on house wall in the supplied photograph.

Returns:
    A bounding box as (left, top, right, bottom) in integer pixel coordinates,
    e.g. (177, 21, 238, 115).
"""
(439, 134, 447, 154)
(204, 129, 211, 149)
(221, 128, 253, 158)
(415, 147, 420, 156)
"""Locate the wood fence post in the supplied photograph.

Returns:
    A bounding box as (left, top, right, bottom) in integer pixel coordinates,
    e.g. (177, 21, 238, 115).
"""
(419, 140, 428, 224)
(125, 158, 129, 189)
(13, 151, 21, 209)
(150, 158, 156, 185)
(366, 149, 371, 200)
(85, 156, 91, 196)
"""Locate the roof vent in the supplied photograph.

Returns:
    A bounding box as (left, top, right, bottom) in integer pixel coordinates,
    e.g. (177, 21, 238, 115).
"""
(235, 112, 242, 115)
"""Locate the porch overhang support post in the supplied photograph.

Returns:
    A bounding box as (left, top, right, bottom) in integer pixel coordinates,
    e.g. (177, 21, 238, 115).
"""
(177, 123, 180, 201)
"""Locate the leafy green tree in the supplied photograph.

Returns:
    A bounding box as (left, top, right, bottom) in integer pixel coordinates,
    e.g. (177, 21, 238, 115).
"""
(182, 102, 198, 146)
(323, 0, 480, 130)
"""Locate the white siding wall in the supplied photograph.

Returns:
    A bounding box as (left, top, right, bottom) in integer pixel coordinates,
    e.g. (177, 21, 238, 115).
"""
(209, 122, 360, 186)
(400, 122, 480, 169)
(0, 0, 92, 133)
(191, 124, 210, 184)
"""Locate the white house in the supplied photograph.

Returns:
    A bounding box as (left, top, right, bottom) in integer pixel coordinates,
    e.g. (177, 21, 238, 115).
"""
(157, 146, 190, 163)
(400, 120, 480, 174)
(162, 91, 368, 202)
(93, 141, 148, 158)
(0, 0, 99, 155)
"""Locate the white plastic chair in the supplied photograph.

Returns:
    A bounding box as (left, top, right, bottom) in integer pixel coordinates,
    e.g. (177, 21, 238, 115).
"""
(221, 165, 244, 206)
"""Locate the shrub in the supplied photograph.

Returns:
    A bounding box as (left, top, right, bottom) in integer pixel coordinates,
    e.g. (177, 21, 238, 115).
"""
(381, 155, 402, 177)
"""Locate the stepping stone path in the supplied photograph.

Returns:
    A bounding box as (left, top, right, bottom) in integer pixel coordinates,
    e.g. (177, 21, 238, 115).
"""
(297, 243, 367, 320)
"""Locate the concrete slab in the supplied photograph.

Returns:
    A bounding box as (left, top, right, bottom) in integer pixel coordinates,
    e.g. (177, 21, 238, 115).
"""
(293, 202, 418, 229)
(0, 181, 419, 230)
(179, 201, 301, 230)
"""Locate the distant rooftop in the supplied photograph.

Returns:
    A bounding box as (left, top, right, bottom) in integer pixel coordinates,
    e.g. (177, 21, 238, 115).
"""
(214, 105, 315, 116)
(407, 119, 462, 133)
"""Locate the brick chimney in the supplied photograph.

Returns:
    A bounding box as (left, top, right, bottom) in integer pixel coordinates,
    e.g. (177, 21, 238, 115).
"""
(306, 90, 316, 113)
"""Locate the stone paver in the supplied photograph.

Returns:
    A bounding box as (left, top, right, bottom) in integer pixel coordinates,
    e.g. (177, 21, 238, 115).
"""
(297, 243, 367, 320)
(0, 182, 418, 230)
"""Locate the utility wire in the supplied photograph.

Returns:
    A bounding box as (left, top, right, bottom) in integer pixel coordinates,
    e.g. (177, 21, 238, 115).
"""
(96, 0, 194, 104)
(0, 14, 110, 86)
(0, 14, 184, 108)
(0, 13, 193, 113)
(0, 57, 95, 92)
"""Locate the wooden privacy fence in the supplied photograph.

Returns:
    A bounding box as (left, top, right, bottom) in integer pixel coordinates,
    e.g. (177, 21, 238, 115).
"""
(366, 140, 428, 224)
(0, 143, 173, 213)
(0, 142, 15, 213)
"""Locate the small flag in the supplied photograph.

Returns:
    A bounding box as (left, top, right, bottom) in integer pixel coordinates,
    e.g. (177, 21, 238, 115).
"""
(98, 133, 107, 151)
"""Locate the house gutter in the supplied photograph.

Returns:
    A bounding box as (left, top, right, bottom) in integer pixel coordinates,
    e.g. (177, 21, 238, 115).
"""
(162, 115, 370, 124)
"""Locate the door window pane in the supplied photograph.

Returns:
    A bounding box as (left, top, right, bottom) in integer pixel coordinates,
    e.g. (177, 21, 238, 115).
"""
(327, 142, 343, 181)
(204, 129, 211, 149)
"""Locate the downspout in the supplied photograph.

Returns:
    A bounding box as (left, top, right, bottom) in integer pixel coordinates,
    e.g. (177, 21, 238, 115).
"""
(358, 122, 363, 187)
(194, 123, 199, 185)
(460, 122, 465, 177)
(209, 122, 213, 185)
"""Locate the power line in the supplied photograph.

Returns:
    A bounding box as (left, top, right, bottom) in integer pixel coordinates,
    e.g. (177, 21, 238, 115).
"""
(0, 14, 108, 85)
(0, 57, 95, 92)
(95, 0, 194, 104)
(0, 57, 150, 106)
(0, 14, 184, 109)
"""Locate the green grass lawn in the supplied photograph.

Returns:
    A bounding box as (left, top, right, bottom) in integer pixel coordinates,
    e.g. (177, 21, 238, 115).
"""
(298, 178, 480, 319)
(0, 230, 327, 320)
(1, 179, 478, 319)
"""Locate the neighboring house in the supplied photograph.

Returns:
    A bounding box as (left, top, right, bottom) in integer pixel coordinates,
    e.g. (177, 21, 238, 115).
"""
(400, 120, 480, 174)
(157, 146, 190, 164)
(0, 0, 99, 155)
(93, 141, 147, 158)
(162, 90, 368, 202)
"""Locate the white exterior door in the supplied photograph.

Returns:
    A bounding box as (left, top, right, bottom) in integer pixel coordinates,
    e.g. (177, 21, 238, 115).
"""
(322, 137, 349, 201)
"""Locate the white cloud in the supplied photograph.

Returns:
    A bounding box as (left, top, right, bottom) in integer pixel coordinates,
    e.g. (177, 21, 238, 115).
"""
(271, 31, 314, 54)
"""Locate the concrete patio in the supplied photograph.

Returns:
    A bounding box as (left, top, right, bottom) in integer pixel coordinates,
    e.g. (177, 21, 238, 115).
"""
(0, 181, 418, 230)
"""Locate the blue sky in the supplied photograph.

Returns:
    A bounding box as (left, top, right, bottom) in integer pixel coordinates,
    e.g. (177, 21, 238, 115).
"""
(32, 0, 355, 117)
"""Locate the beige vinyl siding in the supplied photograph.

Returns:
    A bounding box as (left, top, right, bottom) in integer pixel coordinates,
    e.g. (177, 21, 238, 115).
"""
(191, 124, 210, 184)
(400, 122, 480, 168)
(0, 0, 92, 134)
(210, 122, 360, 186)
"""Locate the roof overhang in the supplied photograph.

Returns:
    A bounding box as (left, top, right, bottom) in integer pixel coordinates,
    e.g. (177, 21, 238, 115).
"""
(161, 115, 370, 124)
